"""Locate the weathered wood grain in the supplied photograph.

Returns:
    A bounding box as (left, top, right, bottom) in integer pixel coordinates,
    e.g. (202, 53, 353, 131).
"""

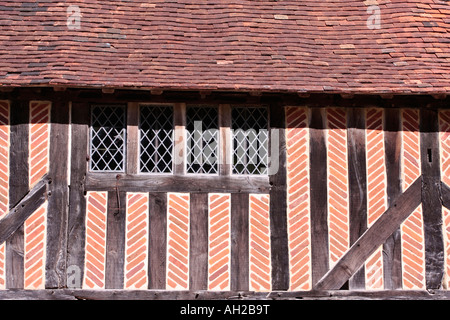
(105, 191, 126, 289)
(268, 104, 289, 290)
(189, 193, 208, 290)
(85, 173, 270, 194)
(314, 177, 422, 290)
(46, 101, 70, 289)
(230, 193, 249, 291)
(148, 192, 167, 289)
(309, 108, 329, 286)
(441, 182, 450, 210)
(1, 288, 450, 300)
(66, 102, 89, 288)
(347, 108, 367, 290)
(6, 100, 29, 289)
(0, 177, 48, 246)
(383, 108, 402, 289)
(420, 108, 445, 289)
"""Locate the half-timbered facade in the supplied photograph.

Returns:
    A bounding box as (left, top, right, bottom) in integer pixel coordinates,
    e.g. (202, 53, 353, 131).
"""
(0, 0, 449, 299)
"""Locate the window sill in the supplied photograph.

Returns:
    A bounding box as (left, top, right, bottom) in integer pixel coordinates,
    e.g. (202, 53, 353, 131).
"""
(84, 172, 270, 194)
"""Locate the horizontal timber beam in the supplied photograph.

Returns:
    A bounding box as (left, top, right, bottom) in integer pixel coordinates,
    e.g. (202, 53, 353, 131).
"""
(314, 176, 422, 290)
(85, 173, 270, 194)
(2, 87, 450, 110)
(1, 289, 450, 300)
(0, 176, 48, 245)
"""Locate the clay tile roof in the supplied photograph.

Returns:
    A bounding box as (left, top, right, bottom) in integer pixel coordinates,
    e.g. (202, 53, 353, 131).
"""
(0, 0, 449, 94)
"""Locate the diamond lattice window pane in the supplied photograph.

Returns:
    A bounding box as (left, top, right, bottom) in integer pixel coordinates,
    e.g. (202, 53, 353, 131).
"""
(186, 106, 219, 174)
(90, 105, 126, 172)
(139, 105, 174, 173)
(232, 107, 268, 175)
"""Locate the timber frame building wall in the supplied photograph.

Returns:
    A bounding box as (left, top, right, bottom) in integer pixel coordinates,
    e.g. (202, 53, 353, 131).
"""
(0, 89, 450, 299)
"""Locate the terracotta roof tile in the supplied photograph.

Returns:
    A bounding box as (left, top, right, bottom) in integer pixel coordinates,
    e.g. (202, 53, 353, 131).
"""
(0, 0, 449, 94)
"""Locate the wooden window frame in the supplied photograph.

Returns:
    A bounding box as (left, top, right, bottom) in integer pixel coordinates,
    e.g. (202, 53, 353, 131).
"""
(138, 103, 175, 175)
(89, 104, 127, 173)
(185, 104, 220, 176)
(230, 105, 269, 176)
(84, 102, 271, 194)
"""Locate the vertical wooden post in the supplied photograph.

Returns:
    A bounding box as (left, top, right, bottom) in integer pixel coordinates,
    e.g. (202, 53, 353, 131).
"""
(6, 100, 28, 289)
(420, 108, 445, 289)
(148, 192, 167, 289)
(309, 108, 329, 286)
(66, 102, 89, 288)
(105, 190, 126, 289)
(46, 101, 70, 288)
(269, 104, 289, 290)
(347, 107, 368, 289)
(189, 193, 208, 290)
(230, 193, 249, 291)
(383, 108, 403, 289)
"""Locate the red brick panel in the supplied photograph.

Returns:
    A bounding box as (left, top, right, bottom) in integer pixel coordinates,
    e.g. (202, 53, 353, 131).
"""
(400, 109, 425, 289)
(0, 101, 9, 290)
(285, 107, 311, 291)
(0, 245, 4, 290)
(24, 202, 47, 289)
(208, 193, 231, 291)
(24, 101, 50, 290)
(326, 108, 349, 267)
(166, 193, 190, 290)
(249, 194, 271, 292)
(439, 110, 450, 288)
(124, 193, 149, 290)
(83, 191, 108, 289)
(29, 102, 51, 188)
(443, 207, 450, 289)
(365, 108, 386, 290)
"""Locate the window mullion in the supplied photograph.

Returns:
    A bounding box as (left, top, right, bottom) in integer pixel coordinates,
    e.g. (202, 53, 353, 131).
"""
(219, 104, 231, 176)
(174, 103, 186, 175)
(127, 102, 139, 174)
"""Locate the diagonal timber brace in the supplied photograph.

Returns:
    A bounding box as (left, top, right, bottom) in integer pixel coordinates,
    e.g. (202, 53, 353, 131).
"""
(313, 176, 422, 290)
(0, 176, 49, 245)
(440, 182, 450, 210)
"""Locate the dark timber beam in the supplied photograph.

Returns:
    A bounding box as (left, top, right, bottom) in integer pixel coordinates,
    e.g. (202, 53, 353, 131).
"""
(313, 177, 422, 290)
(420, 108, 445, 289)
(7, 99, 29, 289)
(347, 108, 367, 289)
(309, 108, 329, 285)
(0, 177, 48, 245)
(46, 101, 70, 289)
(2, 289, 450, 300)
(440, 182, 450, 210)
(383, 108, 402, 289)
(269, 104, 289, 290)
(85, 173, 270, 194)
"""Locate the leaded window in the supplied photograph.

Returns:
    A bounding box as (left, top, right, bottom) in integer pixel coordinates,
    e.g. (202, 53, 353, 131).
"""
(89, 105, 126, 172)
(232, 106, 268, 175)
(139, 105, 174, 173)
(186, 106, 219, 174)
